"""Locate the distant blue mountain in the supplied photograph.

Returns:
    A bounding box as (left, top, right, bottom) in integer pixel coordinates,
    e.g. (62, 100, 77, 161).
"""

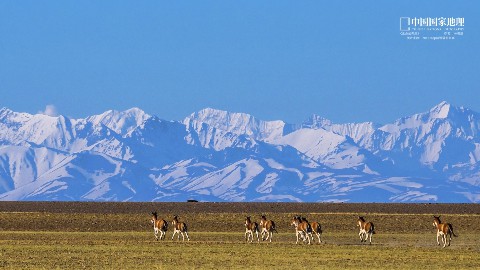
(0, 101, 479, 202)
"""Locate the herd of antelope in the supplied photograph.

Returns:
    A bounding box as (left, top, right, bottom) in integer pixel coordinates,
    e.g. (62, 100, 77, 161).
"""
(151, 212, 457, 247)
(151, 212, 190, 241)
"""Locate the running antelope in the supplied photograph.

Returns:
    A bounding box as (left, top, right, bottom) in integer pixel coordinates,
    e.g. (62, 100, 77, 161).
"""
(260, 215, 277, 242)
(171, 215, 190, 241)
(302, 217, 323, 244)
(151, 211, 168, 240)
(357, 216, 375, 244)
(290, 216, 311, 244)
(245, 216, 260, 243)
(433, 216, 457, 248)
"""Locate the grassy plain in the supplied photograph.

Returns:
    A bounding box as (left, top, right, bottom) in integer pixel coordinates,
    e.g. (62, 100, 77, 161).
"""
(0, 203, 479, 269)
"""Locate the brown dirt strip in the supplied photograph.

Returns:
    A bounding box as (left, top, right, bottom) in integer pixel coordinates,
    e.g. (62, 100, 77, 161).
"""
(0, 201, 479, 214)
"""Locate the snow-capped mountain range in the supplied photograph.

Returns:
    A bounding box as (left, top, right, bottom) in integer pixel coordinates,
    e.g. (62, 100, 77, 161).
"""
(1, 101, 479, 202)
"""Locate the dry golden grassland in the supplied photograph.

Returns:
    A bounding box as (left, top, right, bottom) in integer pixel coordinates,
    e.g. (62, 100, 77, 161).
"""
(0, 203, 479, 269)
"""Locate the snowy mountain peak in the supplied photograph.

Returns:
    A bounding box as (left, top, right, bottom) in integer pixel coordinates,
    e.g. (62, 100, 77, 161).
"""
(184, 108, 287, 142)
(186, 107, 258, 127)
(0, 107, 12, 115)
(124, 107, 147, 115)
(0, 107, 31, 122)
(0, 108, 13, 121)
(427, 101, 478, 122)
(87, 107, 151, 136)
(300, 114, 378, 145)
(382, 101, 461, 133)
(302, 114, 332, 129)
(429, 101, 451, 119)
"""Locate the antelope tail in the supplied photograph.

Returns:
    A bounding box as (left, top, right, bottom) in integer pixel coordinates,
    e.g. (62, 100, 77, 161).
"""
(371, 224, 376, 234)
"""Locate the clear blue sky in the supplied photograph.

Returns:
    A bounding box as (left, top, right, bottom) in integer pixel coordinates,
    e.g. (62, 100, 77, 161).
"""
(0, 1, 479, 124)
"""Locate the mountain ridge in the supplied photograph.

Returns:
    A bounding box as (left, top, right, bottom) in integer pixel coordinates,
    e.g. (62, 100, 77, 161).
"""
(1, 101, 479, 202)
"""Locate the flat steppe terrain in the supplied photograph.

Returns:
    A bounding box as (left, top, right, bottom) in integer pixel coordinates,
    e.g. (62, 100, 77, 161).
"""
(0, 202, 479, 269)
